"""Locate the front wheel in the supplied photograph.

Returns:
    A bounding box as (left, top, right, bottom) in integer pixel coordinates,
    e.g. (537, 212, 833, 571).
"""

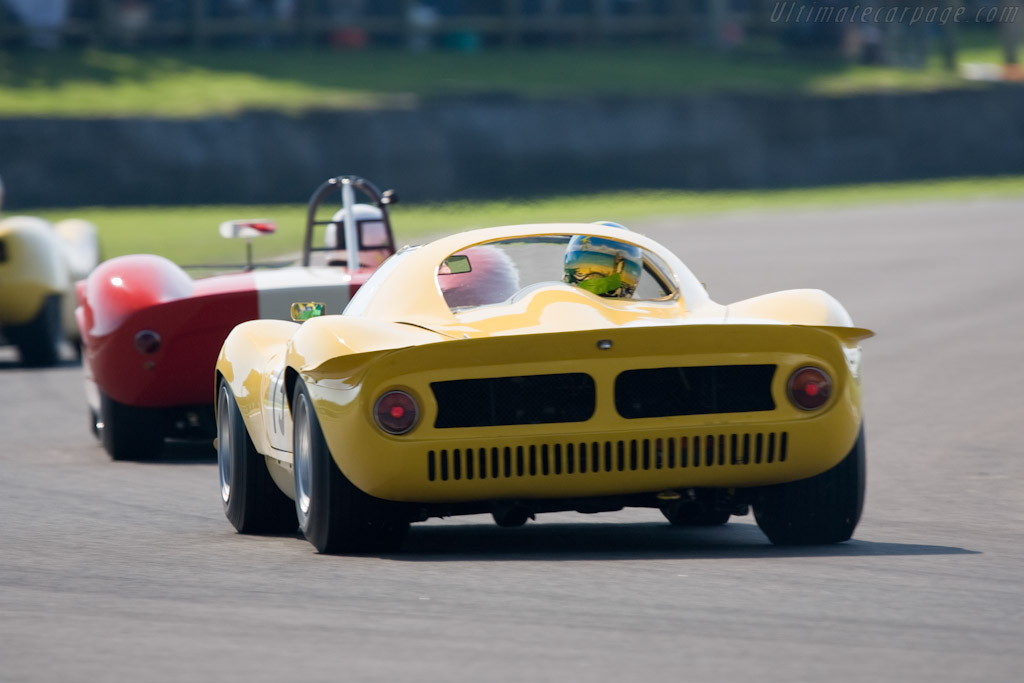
(217, 380, 296, 534)
(98, 390, 164, 460)
(292, 379, 408, 554)
(8, 294, 62, 367)
(753, 428, 866, 545)
(89, 408, 100, 438)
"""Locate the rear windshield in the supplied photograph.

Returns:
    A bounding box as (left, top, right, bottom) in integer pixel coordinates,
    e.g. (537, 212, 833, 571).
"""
(437, 235, 676, 311)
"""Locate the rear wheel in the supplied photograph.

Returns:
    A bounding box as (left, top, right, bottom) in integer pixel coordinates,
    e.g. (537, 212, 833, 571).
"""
(492, 503, 532, 528)
(753, 428, 866, 545)
(98, 390, 164, 460)
(293, 379, 408, 554)
(8, 294, 62, 367)
(217, 381, 296, 534)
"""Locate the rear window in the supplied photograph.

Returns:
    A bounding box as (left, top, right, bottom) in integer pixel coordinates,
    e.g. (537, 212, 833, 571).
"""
(437, 235, 675, 311)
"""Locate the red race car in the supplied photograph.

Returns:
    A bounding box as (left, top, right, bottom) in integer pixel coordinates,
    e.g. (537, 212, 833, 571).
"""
(77, 175, 397, 460)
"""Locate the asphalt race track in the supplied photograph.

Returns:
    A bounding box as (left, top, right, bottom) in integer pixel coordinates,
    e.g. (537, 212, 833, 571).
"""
(2, 199, 1022, 682)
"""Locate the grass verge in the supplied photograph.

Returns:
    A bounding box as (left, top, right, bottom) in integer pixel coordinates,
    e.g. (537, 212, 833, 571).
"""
(0, 30, 1015, 118)
(23, 175, 1024, 266)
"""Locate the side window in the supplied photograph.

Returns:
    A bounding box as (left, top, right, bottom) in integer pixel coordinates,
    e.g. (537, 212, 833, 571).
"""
(439, 245, 521, 309)
(634, 259, 674, 299)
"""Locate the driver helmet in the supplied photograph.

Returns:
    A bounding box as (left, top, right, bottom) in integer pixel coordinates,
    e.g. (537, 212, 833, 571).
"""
(325, 203, 384, 249)
(563, 234, 642, 298)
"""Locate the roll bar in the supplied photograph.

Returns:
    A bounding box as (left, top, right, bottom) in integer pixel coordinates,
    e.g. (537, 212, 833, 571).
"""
(302, 175, 398, 271)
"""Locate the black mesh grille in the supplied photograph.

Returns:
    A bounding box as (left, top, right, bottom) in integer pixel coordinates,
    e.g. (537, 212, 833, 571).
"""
(615, 365, 776, 419)
(426, 431, 789, 482)
(431, 373, 595, 428)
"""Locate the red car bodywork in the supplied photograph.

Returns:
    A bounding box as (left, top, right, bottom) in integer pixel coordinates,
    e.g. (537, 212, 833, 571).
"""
(79, 257, 259, 407)
(77, 175, 396, 459)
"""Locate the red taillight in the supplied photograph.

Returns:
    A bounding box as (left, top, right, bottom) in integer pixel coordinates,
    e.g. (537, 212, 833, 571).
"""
(374, 390, 418, 434)
(134, 329, 161, 354)
(787, 366, 831, 410)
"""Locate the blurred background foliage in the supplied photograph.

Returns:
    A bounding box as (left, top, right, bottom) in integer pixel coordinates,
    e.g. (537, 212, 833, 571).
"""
(0, 38, 1011, 118)
(1, 0, 1022, 118)
(3, 0, 1023, 263)
(29, 175, 1024, 264)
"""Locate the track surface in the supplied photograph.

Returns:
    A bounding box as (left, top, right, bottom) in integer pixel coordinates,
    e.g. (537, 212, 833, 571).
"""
(2, 199, 1022, 682)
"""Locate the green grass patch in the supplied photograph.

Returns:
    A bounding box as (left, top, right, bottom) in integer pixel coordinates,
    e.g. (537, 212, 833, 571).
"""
(0, 28, 1015, 118)
(25, 175, 1024, 266)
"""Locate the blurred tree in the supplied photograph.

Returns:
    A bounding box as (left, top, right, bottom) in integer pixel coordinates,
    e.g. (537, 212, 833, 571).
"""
(3, 0, 69, 48)
(1002, 0, 1023, 76)
(938, 0, 960, 72)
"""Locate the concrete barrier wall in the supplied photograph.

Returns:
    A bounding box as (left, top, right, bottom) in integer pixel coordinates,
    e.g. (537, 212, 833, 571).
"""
(3, 87, 1023, 208)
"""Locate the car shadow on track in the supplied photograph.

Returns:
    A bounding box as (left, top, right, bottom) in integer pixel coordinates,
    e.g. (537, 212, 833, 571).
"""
(0, 343, 81, 370)
(133, 440, 217, 465)
(390, 521, 978, 561)
(0, 357, 82, 371)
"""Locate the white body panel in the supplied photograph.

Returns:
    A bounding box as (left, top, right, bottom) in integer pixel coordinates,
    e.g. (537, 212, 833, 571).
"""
(253, 267, 355, 321)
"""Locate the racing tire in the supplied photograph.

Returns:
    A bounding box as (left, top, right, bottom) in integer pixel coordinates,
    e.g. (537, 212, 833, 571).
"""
(753, 428, 866, 545)
(8, 294, 62, 367)
(492, 504, 532, 528)
(292, 380, 409, 554)
(660, 502, 731, 527)
(217, 381, 296, 534)
(98, 390, 164, 461)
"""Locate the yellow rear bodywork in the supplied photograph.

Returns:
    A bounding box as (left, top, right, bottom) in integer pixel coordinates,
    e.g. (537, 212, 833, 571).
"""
(0, 215, 97, 337)
(0, 216, 68, 325)
(216, 223, 871, 506)
(302, 322, 863, 503)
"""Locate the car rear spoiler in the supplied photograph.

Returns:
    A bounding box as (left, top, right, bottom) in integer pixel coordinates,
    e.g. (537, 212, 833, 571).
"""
(303, 322, 873, 381)
(800, 325, 874, 345)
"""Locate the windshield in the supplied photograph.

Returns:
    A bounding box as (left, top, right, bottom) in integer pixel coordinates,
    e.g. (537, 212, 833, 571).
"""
(437, 236, 676, 311)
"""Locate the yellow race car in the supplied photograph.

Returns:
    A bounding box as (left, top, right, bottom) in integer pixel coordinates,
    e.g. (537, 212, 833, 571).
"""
(0, 177, 99, 366)
(215, 222, 871, 553)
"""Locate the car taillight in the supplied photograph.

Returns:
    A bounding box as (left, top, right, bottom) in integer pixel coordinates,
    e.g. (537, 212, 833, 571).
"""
(134, 330, 161, 354)
(374, 390, 418, 435)
(787, 366, 831, 410)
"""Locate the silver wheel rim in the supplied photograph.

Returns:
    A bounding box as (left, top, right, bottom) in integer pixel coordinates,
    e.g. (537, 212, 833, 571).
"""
(217, 388, 232, 505)
(294, 395, 313, 523)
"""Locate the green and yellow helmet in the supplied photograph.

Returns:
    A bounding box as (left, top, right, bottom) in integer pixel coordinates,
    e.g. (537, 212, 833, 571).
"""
(563, 235, 642, 298)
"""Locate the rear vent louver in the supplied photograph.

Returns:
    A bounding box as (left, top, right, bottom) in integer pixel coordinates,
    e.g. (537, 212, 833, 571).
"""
(426, 431, 788, 482)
